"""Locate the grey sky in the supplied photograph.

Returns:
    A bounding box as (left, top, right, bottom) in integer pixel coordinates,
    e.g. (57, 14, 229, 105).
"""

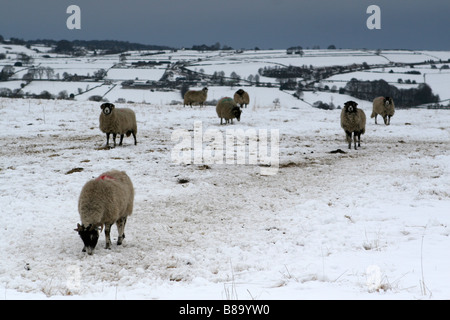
(1, 0, 449, 50)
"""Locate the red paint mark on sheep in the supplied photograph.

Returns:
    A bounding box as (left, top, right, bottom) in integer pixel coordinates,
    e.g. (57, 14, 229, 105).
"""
(96, 174, 115, 181)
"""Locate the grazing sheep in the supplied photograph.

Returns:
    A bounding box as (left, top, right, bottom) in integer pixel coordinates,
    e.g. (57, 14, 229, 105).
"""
(75, 170, 134, 255)
(340, 100, 366, 150)
(216, 97, 242, 125)
(99, 103, 137, 147)
(371, 96, 395, 125)
(183, 87, 208, 107)
(233, 89, 250, 108)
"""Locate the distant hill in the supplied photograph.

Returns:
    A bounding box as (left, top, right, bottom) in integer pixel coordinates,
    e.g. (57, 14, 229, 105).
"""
(1, 36, 238, 53)
(1, 37, 175, 53)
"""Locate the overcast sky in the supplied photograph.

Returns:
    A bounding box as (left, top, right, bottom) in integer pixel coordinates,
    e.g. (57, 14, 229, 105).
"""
(1, 0, 449, 50)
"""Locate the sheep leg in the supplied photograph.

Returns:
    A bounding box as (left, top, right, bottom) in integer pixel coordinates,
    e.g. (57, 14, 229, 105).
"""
(104, 223, 113, 249)
(345, 131, 352, 149)
(112, 133, 117, 147)
(132, 131, 137, 145)
(116, 217, 127, 245)
(374, 114, 378, 124)
(383, 116, 388, 125)
(119, 134, 124, 146)
(354, 132, 361, 149)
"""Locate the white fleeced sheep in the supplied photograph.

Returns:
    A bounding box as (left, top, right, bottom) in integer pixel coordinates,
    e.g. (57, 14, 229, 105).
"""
(340, 100, 366, 150)
(183, 87, 208, 107)
(216, 97, 242, 125)
(75, 170, 134, 255)
(233, 89, 250, 108)
(99, 103, 137, 147)
(371, 96, 395, 125)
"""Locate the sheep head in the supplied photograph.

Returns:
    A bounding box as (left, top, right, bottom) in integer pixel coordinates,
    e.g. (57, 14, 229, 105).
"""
(343, 101, 358, 113)
(75, 223, 100, 255)
(384, 97, 393, 107)
(232, 106, 242, 122)
(202, 87, 208, 93)
(100, 103, 115, 116)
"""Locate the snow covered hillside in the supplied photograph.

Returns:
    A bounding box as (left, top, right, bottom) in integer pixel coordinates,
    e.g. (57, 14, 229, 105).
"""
(0, 93, 449, 299)
(1, 45, 449, 300)
(2, 45, 450, 106)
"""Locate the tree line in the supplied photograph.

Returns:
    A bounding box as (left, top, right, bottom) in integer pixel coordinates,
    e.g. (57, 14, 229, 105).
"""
(344, 79, 439, 108)
(0, 36, 174, 55)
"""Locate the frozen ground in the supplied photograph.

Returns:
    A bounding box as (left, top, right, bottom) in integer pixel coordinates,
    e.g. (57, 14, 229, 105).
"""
(0, 95, 449, 300)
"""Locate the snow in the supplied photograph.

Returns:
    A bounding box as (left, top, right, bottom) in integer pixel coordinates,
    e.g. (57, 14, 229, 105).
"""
(325, 68, 450, 101)
(2, 48, 450, 105)
(1, 92, 449, 300)
(105, 67, 167, 82)
(424, 73, 450, 101)
(1, 46, 450, 300)
(22, 81, 104, 96)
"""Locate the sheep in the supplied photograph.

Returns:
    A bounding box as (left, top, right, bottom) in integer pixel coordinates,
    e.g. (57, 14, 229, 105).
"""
(99, 103, 137, 147)
(75, 170, 134, 255)
(183, 87, 208, 107)
(233, 89, 250, 108)
(216, 97, 242, 125)
(371, 96, 395, 125)
(340, 100, 366, 150)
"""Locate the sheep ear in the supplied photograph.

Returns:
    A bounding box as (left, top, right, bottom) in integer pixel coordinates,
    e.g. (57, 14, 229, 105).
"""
(75, 223, 82, 232)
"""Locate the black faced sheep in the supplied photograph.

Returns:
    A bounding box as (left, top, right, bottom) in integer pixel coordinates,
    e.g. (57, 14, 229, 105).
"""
(340, 100, 366, 150)
(216, 97, 242, 125)
(99, 103, 137, 147)
(75, 170, 134, 255)
(371, 96, 395, 125)
(183, 87, 208, 107)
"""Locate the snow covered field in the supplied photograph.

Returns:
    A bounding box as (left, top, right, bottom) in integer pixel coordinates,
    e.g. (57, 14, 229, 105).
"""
(0, 93, 449, 299)
(2, 46, 450, 105)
